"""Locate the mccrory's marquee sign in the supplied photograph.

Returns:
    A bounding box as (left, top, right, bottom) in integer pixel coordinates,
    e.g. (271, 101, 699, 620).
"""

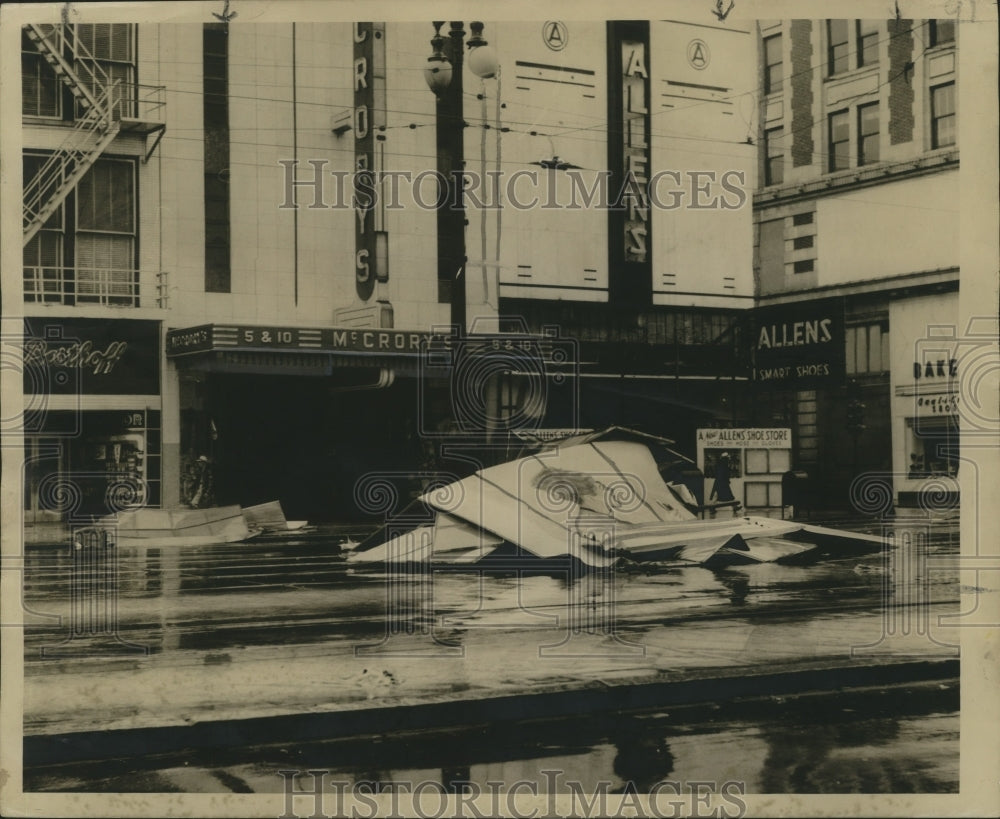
(752, 298, 845, 387)
(166, 324, 440, 357)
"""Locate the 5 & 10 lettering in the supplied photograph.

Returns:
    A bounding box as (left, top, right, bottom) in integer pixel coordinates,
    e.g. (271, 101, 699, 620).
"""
(242, 329, 296, 345)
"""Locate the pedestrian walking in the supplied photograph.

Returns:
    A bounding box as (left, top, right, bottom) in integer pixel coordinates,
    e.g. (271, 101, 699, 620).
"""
(709, 451, 735, 503)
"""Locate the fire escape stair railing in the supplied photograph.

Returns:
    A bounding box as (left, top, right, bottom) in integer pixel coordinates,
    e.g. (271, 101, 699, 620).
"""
(24, 23, 106, 113)
(22, 24, 122, 246)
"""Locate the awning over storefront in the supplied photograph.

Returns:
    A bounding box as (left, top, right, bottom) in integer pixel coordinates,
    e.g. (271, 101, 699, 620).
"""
(165, 323, 573, 378)
(166, 323, 446, 376)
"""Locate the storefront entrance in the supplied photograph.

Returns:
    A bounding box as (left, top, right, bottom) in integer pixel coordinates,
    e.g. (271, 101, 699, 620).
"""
(181, 372, 425, 522)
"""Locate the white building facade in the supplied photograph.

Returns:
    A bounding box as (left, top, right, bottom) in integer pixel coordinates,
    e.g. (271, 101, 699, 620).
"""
(18, 15, 761, 525)
(752, 16, 959, 509)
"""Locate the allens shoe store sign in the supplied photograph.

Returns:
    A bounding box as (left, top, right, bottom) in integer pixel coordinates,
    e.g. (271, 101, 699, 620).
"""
(751, 298, 846, 387)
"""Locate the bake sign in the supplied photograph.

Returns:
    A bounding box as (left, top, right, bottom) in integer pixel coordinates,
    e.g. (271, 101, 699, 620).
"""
(913, 358, 958, 379)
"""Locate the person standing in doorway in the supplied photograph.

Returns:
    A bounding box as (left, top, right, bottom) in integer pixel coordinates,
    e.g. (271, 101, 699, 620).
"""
(709, 451, 735, 503)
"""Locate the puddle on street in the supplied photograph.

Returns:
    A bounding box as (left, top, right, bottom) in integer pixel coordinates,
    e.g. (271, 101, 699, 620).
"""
(21, 527, 961, 793)
(24, 681, 958, 793)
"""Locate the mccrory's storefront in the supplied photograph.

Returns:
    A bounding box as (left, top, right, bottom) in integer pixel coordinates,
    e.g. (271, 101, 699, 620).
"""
(164, 323, 569, 522)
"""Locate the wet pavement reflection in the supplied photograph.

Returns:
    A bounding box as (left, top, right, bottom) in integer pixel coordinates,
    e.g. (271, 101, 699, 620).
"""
(24, 680, 958, 794)
(21, 520, 961, 793)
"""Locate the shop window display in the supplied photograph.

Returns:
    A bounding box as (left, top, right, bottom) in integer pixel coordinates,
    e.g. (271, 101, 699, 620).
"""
(23, 410, 159, 518)
(906, 417, 959, 479)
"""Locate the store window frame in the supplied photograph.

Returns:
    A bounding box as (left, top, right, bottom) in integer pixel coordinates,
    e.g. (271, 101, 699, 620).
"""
(828, 109, 850, 172)
(22, 24, 138, 121)
(827, 20, 850, 76)
(930, 82, 956, 149)
(22, 152, 140, 306)
(856, 20, 879, 69)
(764, 126, 784, 186)
(845, 320, 890, 376)
(827, 20, 880, 78)
(858, 101, 880, 166)
(763, 34, 783, 95)
(21, 27, 63, 119)
(928, 19, 956, 47)
(73, 23, 138, 119)
(75, 156, 138, 305)
(906, 416, 959, 479)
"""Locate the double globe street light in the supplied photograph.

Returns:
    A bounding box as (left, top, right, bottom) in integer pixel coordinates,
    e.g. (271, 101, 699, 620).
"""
(423, 22, 498, 332)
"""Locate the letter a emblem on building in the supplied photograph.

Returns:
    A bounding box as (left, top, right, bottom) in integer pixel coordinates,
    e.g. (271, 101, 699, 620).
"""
(543, 21, 568, 51)
(687, 39, 710, 69)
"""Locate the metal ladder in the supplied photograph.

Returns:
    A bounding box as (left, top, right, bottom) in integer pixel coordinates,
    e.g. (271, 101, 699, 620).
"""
(22, 24, 122, 246)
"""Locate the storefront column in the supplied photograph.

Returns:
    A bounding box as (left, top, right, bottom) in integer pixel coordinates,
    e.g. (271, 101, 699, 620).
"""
(160, 361, 182, 508)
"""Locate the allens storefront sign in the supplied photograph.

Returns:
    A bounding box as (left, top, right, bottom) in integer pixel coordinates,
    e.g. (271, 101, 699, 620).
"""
(752, 298, 845, 387)
(23, 318, 160, 395)
(622, 39, 649, 263)
(608, 21, 652, 307)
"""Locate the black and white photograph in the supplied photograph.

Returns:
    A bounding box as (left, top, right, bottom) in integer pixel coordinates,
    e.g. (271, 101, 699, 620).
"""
(1, 1, 998, 816)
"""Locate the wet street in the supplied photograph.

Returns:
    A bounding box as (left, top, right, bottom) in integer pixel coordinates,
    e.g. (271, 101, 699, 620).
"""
(20, 518, 963, 794)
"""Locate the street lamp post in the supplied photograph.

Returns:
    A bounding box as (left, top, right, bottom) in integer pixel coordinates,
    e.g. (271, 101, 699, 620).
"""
(424, 22, 497, 333)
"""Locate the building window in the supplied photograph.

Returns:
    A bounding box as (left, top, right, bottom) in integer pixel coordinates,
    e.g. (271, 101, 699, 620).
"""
(856, 20, 879, 68)
(23, 155, 66, 303)
(845, 322, 889, 375)
(764, 34, 783, 95)
(793, 259, 814, 274)
(931, 82, 956, 149)
(22, 24, 137, 120)
(929, 19, 955, 46)
(828, 109, 850, 171)
(23, 153, 138, 305)
(907, 417, 959, 478)
(792, 211, 814, 226)
(764, 127, 784, 186)
(21, 28, 62, 118)
(76, 159, 137, 304)
(858, 102, 880, 165)
(203, 24, 231, 293)
(793, 235, 814, 250)
(827, 20, 850, 75)
(74, 24, 137, 118)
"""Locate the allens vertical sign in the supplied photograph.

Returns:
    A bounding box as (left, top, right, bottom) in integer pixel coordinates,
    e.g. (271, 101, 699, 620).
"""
(622, 41, 649, 264)
(353, 22, 387, 301)
(608, 21, 652, 307)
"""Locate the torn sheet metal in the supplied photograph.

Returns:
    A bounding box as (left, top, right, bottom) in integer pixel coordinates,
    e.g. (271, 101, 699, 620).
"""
(347, 430, 887, 568)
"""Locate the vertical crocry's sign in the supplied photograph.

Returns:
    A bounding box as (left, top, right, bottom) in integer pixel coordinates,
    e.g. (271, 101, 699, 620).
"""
(353, 22, 386, 300)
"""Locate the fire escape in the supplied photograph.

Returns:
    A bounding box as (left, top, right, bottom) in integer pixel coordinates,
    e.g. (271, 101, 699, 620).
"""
(22, 23, 166, 305)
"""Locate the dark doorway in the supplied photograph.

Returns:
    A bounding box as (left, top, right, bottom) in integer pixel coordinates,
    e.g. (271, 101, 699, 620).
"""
(205, 373, 421, 522)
